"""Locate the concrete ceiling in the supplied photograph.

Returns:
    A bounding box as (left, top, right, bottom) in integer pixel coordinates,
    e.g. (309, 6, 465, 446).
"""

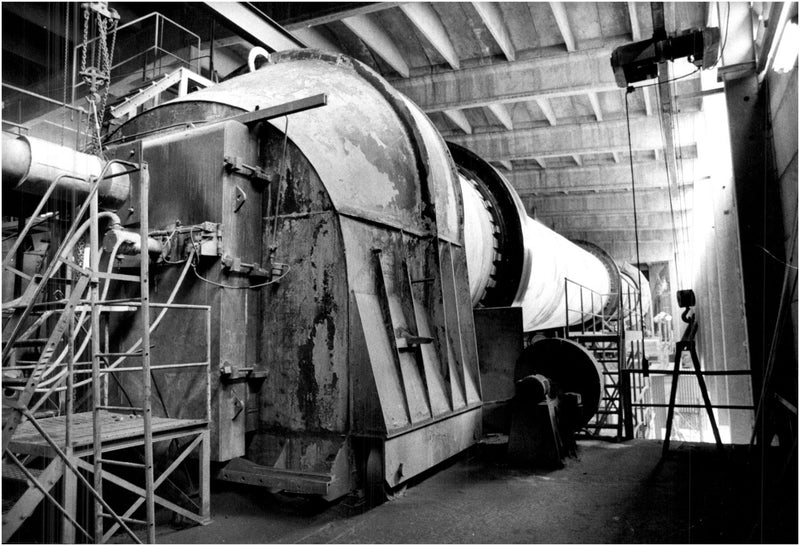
(276, 1, 712, 265)
(1, 1, 720, 266)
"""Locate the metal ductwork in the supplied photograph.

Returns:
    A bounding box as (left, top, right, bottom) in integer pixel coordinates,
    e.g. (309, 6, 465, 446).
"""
(2, 133, 130, 209)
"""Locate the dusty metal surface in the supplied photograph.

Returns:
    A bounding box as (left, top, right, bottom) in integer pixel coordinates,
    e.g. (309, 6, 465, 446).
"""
(107, 50, 483, 497)
(107, 121, 262, 462)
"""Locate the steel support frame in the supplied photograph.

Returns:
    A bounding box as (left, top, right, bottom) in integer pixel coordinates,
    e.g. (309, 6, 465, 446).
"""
(2, 151, 211, 543)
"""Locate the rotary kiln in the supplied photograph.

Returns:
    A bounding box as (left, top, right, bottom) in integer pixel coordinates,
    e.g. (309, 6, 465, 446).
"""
(2, 50, 649, 501)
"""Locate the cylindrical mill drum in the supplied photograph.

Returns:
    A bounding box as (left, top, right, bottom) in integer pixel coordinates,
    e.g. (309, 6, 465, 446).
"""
(450, 143, 611, 332)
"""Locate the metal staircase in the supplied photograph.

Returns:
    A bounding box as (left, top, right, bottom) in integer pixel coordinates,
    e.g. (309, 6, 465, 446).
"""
(2, 157, 211, 543)
(563, 278, 648, 440)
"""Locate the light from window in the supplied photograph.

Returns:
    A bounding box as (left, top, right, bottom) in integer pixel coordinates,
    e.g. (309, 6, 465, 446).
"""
(773, 20, 799, 73)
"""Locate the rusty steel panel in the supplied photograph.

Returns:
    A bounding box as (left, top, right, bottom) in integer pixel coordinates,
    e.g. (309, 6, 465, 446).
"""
(170, 50, 428, 235)
(412, 300, 453, 417)
(107, 121, 262, 462)
(399, 95, 463, 244)
(341, 214, 483, 441)
(439, 242, 481, 405)
(260, 211, 348, 433)
(383, 407, 482, 488)
(353, 292, 412, 430)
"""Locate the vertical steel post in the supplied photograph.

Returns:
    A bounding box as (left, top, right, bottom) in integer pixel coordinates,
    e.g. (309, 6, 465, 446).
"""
(89, 175, 104, 542)
(564, 278, 570, 337)
(62, 307, 77, 543)
(662, 341, 683, 455)
(139, 162, 156, 543)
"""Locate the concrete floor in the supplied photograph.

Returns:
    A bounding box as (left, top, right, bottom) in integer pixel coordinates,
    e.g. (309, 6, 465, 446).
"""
(129, 438, 796, 544)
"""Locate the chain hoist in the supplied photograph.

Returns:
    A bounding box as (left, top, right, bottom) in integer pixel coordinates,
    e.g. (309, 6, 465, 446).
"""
(79, 2, 119, 155)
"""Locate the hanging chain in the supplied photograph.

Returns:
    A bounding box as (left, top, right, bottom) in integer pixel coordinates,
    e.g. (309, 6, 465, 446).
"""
(98, 17, 118, 130)
(81, 8, 89, 75)
(79, 2, 119, 155)
(62, 3, 71, 145)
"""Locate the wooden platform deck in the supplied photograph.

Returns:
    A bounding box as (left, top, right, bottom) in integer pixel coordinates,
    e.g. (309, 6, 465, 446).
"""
(7, 411, 207, 457)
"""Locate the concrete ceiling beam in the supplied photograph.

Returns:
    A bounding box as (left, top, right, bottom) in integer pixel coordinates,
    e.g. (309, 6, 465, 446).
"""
(205, 3, 305, 51)
(587, 92, 604, 121)
(498, 160, 513, 171)
(535, 210, 690, 231)
(291, 26, 344, 54)
(600, 241, 676, 264)
(549, 2, 576, 52)
(445, 111, 703, 161)
(528, 187, 693, 215)
(639, 87, 653, 116)
(628, 2, 642, 41)
(533, 157, 547, 169)
(400, 3, 461, 70)
(487, 103, 514, 130)
(283, 3, 401, 30)
(212, 35, 250, 49)
(509, 160, 699, 195)
(443, 109, 472, 134)
(342, 14, 411, 77)
(389, 46, 626, 112)
(559, 228, 679, 244)
(535, 98, 558, 126)
(471, 2, 516, 61)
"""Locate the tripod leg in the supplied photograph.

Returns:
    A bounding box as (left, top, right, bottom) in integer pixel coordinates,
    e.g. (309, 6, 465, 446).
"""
(662, 341, 684, 456)
(690, 343, 724, 451)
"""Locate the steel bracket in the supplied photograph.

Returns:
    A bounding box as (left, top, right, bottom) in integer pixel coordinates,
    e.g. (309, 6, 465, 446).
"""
(220, 254, 287, 283)
(223, 156, 276, 187)
(219, 362, 268, 384)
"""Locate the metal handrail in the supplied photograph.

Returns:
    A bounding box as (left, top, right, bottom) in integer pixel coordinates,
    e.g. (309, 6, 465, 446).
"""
(71, 12, 202, 102)
(564, 277, 621, 335)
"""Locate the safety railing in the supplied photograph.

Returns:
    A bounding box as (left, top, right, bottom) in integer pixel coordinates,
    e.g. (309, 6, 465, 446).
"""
(563, 278, 622, 335)
(622, 366, 754, 442)
(70, 12, 202, 105)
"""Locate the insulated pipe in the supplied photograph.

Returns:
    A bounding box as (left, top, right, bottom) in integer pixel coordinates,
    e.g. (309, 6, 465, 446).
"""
(451, 143, 611, 332)
(2, 135, 130, 210)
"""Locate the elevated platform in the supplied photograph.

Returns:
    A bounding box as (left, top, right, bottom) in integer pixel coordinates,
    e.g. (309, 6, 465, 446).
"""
(7, 410, 207, 457)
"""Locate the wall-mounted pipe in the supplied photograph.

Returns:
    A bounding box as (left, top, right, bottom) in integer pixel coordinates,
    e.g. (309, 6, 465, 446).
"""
(2, 134, 130, 209)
